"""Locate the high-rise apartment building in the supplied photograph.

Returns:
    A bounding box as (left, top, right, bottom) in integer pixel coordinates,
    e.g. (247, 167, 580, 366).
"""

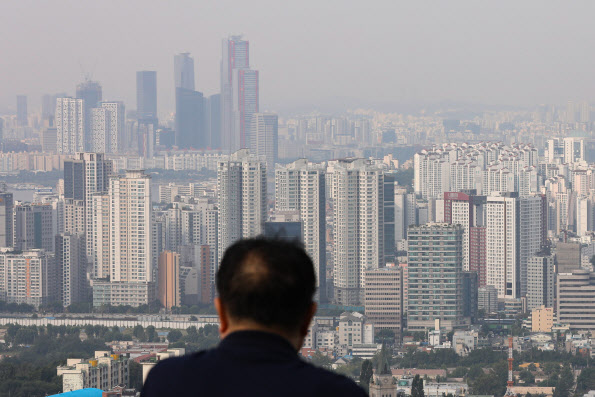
(96, 102, 125, 154)
(221, 36, 250, 153)
(16, 95, 28, 126)
(328, 159, 384, 306)
(364, 265, 403, 340)
(174, 53, 195, 90)
(136, 71, 158, 121)
(56, 234, 87, 307)
(13, 203, 54, 253)
(158, 251, 180, 310)
(526, 252, 555, 311)
(91, 193, 110, 280)
(557, 269, 595, 331)
(485, 193, 544, 299)
(275, 159, 327, 302)
(76, 80, 102, 150)
(56, 97, 85, 154)
(217, 149, 266, 262)
(90, 108, 110, 153)
(0, 248, 56, 307)
(250, 113, 278, 176)
(407, 223, 468, 332)
(0, 191, 13, 248)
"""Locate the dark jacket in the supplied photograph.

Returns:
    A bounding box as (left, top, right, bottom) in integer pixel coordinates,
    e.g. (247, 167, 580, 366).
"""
(141, 330, 368, 397)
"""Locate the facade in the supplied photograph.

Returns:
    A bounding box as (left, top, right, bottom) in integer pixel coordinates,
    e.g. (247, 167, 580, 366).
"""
(250, 113, 278, 176)
(232, 68, 259, 150)
(275, 159, 327, 302)
(136, 71, 158, 121)
(531, 306, 554, 333)
(207, 93, 221, 149)
(0, 249, 56, 307)
(158, 251, 181, 310)
(76, 80, 102, 151)
(407, 223, 468, 331)
(557, 269, 595, 331)
(56, 234, 87, 307)
(526, 252, 555, 311)
(57, 351, 129, 392)
(98, 102, 125, 154)
(92, 280, 155, 307)
(478, 285, 498, 313)
(175, 88, 206, 149)
(217, 150, 266, 262)
(0, 191, 13, 248)
(328, 159, 384, 306)
(364, 265, 403, 339)
(13, 203, 54, 253)
(174, 53, 195, 90)
(56, 97, 85, 154)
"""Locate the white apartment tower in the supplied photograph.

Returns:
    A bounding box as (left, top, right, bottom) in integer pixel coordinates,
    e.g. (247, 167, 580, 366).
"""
(275, 159, 327, 302)
(250, 113, 278, 177)
(328, 159, 384, 306)
(56, 97, 85, 154)
(217, 149, 266, 262)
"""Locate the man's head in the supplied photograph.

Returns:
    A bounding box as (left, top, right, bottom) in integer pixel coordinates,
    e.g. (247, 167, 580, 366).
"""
(215, 237, 317, 347)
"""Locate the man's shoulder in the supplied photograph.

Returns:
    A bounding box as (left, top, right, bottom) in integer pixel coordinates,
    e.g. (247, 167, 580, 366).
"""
(298, 360, 368, 396)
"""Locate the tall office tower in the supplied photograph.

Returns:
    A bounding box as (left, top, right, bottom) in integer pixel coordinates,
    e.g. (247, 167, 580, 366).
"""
(174, 53, 195, 90)
(485, 193, 544, 299)
(13, 203, 54, 253)
(364, 265, 403, 340)
(232, 69, 259, 150)
(56, 234, 87, 307)
(16, 95, 28, 126)
(275, 159, 327, 302)
(56, 98, 85, 154)
(42, 94, 54, 122)
(158, 251, 180, 310)
(217, 149, 266, 263)
(136, 71, 158, 121)
(443, 192, 486, 271)
(63, 153, 112, 263)
(407, 223, 468, 332)
(0, 191, 13, 248)
(0, 249, 56, 307)
(137, 122, 155, 158)
(91, 193, 110, 280)
(383, 174, 396, 264)
(328, 159, 384, 306)
(526, 252, 555, 311)
(250, 113, 278, 176)
(557, 269, 595, 331)
(207, 94, 221, 149)
(175, 88, 206, 149)
(76, 80, 102, 150)
(99, 102, 125, 154)
(221, 36, 250, 152)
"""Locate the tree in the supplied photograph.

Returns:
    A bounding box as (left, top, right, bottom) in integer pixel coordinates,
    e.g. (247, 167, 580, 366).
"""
(167, 330, 182, 343)
(359, 360, 374, 391)
(146, 326, 157, 342)
(310, 351, 333, 369)
(189, 315, 198, 321)
(128, 361, 143, 391)
(552, 364, 572, 397)
(519, 369, 535, 384)
(411, 374, 425, 397)
(133, 325, 146, 342)
(575, 367, 595, 396)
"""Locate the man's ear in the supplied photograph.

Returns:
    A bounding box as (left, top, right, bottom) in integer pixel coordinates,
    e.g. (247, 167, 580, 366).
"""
(214, 297, 229, 336)
(300, 302, 317, 338)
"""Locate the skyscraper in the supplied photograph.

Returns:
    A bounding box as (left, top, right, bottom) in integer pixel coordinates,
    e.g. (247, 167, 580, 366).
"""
(221, 36, 250, 153)
(16, 95, 28, 126)
(527, 251, 555, 311)
(13, 203, 54, 253)
(100, 102, 125, 154)
(158, 251, 180, 310)
(250, 113, 278, 176)
(90, 108, 111, 153)
(136, 71, 158, 121)
(175, 88, 206, 149)
(76, 80, 102, 150)
(174, 53, 195, 90)
(56, 233, 87, 307)
(56, 97, 85, 154)
(328, 159, 384, 306)
(232, 69, 259, 150)
(275, 159, 327, 302)
(364, 265, 403, 340)
(0, 191, 13, 248)
(207, 93, 221, 149)
(217, 149, 266, 262)
(407, 223, 468, 332)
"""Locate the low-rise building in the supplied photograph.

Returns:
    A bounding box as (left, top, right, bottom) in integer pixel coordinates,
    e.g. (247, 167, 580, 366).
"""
(453, 330, 478, 356)
(57, 351, 130, 392)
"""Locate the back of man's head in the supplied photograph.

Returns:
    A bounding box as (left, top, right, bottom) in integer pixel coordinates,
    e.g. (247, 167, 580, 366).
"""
(216, 238, 316, 333)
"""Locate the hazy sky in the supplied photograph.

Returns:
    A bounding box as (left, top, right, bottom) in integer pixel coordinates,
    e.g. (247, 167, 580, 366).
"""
(2, 0, 595, 116)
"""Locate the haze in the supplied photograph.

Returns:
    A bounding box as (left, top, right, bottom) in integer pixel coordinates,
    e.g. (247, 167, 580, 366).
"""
(2, 0, 595, 115)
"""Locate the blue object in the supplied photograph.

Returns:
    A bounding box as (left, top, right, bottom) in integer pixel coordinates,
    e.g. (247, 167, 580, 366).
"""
(48, 388, 103, 397)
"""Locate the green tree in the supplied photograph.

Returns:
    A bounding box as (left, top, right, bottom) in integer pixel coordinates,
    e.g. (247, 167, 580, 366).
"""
(310, 351, 333, 369)
(359, 360, 374, 391)
(146, 325, 157, 342)
(133, 325, 146, 342)
(167, 329, 182, 343)
(189, 315, 198, 321)
(411, 374, 425, 397)
(575, 367, 595, 396)
(129, 361, 143, 390)
(552, 364, 572, 397)
(519, 369, 535, 384)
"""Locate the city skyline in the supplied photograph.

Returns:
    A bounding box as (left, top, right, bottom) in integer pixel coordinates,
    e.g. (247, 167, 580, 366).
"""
(4, 1, 595, 116)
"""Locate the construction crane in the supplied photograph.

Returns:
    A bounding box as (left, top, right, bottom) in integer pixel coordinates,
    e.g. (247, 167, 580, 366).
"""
(504, 335, 515, 396)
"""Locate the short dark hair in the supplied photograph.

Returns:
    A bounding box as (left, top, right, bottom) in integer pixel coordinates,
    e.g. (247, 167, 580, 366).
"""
(216, 237, 316, 332)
